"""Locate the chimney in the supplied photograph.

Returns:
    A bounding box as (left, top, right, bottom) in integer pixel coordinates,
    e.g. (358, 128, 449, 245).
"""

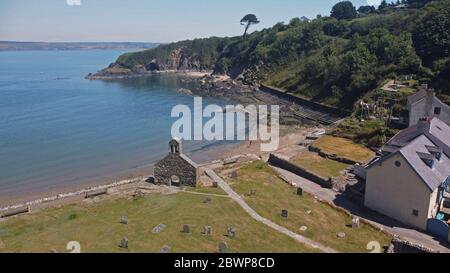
(425, 87, 435, 118)
(418, 117, 431, 128)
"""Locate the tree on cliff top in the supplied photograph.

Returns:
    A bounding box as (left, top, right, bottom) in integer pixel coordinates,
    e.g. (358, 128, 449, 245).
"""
(240, 14, 260, 39)
(331, 1, 357, 20)
(357, 5, 376, 14)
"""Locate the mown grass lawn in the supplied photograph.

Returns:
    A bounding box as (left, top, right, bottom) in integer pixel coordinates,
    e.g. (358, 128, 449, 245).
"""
(312, 135, 375, 162)
(226, 161, 392, 253)
(0, 191, 315, 253)
(291, 151, 350, 178)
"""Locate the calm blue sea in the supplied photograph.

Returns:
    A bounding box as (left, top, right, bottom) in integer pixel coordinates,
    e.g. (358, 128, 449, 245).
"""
(0, 50, 235, 202)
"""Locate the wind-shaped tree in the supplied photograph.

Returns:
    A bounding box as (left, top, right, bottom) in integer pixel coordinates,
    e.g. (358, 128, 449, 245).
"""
(331, 1, 357, 20)
(240, 14, 260, 39)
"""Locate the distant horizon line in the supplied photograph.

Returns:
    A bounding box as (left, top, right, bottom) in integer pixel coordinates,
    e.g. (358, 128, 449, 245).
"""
(0, 40, 162, 44)
(0, 33, 246, 45)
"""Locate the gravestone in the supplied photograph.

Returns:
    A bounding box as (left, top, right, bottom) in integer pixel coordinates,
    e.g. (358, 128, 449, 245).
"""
(219, 241, 228, 253)
(297, 187, 303, 196)
(281, 209, 289, 218)
(248, 189, 257, 196)
(182, 224, 191, 234)
(203, 226, 212, 236)
(158, 246, 171, 253)
(120, 237, 129, 249)
(152, 223, 167, 234)
(204, 197, 212, 204)
(212, 181, 219, 188)
(227, 227, 236, 238)
(51, 249, 58, 254)
(352, 217, 361, 229)
(299, 226, 308, 232)
(337, 232, 346, 239)
(230, 171, 238, 179)
(120, 215, 128, 225)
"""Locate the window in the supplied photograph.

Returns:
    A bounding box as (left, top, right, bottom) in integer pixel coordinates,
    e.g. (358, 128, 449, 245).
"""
(424, 158, 435, 169)
(412, 209, 419, 217)
(395, 161, 401, 168)
(434, 107, 441, 115)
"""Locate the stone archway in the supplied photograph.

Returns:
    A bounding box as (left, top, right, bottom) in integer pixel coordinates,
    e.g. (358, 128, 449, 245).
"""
(170, 175, 181, 187)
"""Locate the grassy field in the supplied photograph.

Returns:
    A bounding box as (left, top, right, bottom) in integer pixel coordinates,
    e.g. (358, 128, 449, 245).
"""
(312, 135, 375, 162)
(291, 151, 350, 178)
(186, 186, 227, 196)
(226, 161, 393, 253)
(0, 191, 316, 253)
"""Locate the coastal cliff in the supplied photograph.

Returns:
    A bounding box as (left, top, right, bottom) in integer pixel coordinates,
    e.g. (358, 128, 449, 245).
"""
(87, 38, 224, 79)
(88, 0, 450, 109)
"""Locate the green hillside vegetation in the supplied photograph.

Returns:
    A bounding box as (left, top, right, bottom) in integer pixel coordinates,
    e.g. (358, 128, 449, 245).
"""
(114, 0, 450, 110)
(117, 37, 229, 70)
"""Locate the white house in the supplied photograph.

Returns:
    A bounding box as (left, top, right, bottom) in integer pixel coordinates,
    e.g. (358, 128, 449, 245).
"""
(407, 86, 450, 127)
(365, 118, 450, 239)
(366, 136, 450, 231)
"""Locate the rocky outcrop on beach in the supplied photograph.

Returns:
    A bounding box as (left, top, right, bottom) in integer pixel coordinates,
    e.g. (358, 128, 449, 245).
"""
(181, 75, 317, 126)
(86, 63, 146, 79)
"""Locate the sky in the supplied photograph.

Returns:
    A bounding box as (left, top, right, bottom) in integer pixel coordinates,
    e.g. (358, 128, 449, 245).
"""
(0, 0, 383, 43)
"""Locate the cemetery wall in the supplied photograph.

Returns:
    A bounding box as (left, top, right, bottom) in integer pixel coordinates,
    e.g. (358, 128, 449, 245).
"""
(268, 153, 332, 188)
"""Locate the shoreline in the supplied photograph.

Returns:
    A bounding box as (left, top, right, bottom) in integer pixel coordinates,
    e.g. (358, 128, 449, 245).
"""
(0, 140, 237, 209)
(85, 69, 215, 80)
(1, 66, 325, 211)
(0, 126, 314, 211)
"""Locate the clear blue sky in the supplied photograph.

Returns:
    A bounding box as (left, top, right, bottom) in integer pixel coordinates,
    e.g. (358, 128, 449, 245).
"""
(0, 0, 382, 43)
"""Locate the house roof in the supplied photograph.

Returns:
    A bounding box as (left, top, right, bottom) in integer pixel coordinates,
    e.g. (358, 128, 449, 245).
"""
(407, 89, 427, 106)
(369, 135, 450, 191)
(399, 136, 450, 191)
(383, 118, 450, 157)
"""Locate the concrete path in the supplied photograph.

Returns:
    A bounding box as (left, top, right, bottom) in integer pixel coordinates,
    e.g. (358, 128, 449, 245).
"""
(204, 168, 337, 253)
(272, 166, 450, 253)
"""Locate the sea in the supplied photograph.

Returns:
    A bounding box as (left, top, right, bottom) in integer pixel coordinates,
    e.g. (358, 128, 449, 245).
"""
(0, 50, 238, 204)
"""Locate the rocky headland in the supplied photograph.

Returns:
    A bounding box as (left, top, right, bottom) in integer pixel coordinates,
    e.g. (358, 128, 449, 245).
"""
(86, 41, 346, 126)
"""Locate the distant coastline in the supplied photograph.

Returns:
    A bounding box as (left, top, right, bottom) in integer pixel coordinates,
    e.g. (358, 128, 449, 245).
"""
(0, 41, 159, 51)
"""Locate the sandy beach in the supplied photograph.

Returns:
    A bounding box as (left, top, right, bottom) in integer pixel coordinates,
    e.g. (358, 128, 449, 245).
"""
(0, 125, 316, 210)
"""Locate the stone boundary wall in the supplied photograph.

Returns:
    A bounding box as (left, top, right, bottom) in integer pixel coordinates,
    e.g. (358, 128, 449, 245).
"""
(271, 164, 441, 253)
(259, 84, 351, 117)
(268, 153, 333, 188)
(0, 177, 143, 213)
(386, 238, 438, 253)
(308, 145, 359, 165)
